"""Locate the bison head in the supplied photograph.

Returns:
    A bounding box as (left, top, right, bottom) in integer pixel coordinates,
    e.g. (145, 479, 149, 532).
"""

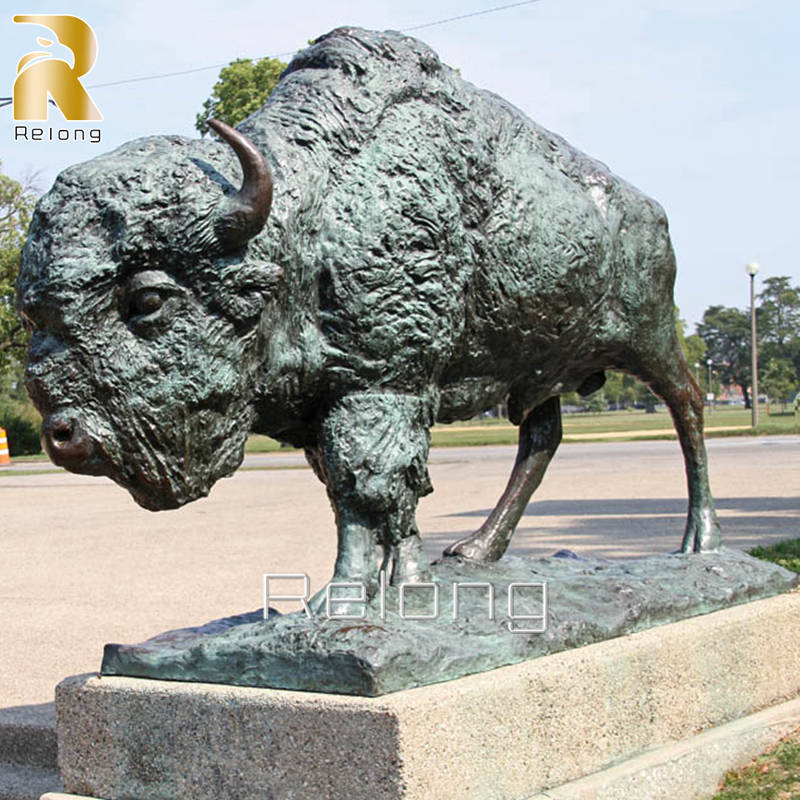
(17, 121, 282, 510)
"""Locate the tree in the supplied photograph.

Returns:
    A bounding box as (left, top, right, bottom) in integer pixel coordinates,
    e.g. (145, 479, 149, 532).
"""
(696, 306, 752, 408)
(675, 308, 706, 382)
(604, 372, 637, 409)
(0, 163, 41, 454)
(761, 357, 797, 412)
(757, 276, 800, 386)
(758, 276, 800, 354)
(582, 389, 608, 413)
(196, 57, 287, 136)
(682, 335, 707, 376)
(0, 162, 36, 379)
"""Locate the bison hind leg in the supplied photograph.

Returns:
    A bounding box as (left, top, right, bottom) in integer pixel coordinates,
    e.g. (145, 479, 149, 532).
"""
(627, 339, 722, 553)
(444, 395, 562, 562)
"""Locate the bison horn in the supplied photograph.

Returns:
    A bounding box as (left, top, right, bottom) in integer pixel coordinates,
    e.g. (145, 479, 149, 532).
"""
(208, 118, 273, 250)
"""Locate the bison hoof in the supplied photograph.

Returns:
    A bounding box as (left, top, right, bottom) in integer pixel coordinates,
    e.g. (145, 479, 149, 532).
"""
(390, 535, 432, 584)
(443, 537, 494, 563)
(681, 509, 722, 553)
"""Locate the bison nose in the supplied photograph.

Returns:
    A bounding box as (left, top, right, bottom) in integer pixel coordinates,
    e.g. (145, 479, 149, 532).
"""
(42, 413, 97, 472)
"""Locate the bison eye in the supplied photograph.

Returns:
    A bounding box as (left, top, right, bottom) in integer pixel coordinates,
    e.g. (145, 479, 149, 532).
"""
(123, 271, 181, 335)
(131, 289, 164, 316)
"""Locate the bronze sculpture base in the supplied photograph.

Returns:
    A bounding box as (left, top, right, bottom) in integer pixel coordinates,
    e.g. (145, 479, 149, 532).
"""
(101, 548, 797, 696)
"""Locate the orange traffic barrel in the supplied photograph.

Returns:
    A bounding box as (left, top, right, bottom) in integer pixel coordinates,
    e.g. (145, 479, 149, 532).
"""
(0, 427, 9, 466)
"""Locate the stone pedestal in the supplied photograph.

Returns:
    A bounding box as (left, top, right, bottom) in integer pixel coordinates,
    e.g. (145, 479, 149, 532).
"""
(49, 590, 800, 800)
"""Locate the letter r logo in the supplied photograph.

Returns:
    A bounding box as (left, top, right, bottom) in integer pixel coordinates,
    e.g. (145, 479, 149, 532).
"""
(13, 14, 102, 121)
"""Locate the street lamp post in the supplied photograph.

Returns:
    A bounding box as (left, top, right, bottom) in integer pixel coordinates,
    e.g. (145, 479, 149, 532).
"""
(694, 362, 700, 386)
(706, 358, 713, 415)
(746, 262, 760, 428)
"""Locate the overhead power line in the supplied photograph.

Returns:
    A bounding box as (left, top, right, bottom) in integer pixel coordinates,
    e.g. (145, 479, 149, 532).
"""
(84, 0, 545, 91)
(0, 96, 56, 108)
(87, 51, 299, 90)
(401, 0, 544, 32)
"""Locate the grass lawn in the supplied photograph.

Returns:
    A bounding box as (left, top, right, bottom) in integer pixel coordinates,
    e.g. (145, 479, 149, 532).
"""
(245, 436, 295, 453)
(240, 406, 798, 452)
(709, 728, 800, 799)
(431, 407, 800, 447)
(748, 538, 800, 574)
(562, 405, 792, 434)
(431, 405, 797, 448)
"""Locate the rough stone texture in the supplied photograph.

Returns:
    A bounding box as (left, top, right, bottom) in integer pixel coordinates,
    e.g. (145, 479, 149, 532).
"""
(101, 549, 797, 695)
(56, 590, 800, 800)
(528, 697, 800, 799)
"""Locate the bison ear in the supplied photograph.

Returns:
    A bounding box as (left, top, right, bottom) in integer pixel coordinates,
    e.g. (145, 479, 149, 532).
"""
(214, 261, 283, 325)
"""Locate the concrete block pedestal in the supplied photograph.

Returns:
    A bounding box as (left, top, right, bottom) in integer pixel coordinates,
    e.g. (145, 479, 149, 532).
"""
(46, 590, 800, 800)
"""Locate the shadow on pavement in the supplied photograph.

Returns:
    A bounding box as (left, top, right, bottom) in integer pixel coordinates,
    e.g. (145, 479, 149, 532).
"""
(425, 496, 799, 560)
(447, 496, 800, 518)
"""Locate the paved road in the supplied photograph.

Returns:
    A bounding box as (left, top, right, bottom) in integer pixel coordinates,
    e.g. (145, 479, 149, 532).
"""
(1, 436, 798, 707)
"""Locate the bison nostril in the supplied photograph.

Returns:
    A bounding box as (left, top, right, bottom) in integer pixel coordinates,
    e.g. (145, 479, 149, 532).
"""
(41, 414, 103, 474)
(51, 419, 74, 444)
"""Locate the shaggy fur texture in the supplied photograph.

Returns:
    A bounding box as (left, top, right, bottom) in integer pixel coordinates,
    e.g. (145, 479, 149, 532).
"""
(18, 27, 720, 579)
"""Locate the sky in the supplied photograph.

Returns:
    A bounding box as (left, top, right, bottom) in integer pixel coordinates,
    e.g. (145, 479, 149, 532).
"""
(1, 0, 798, 330)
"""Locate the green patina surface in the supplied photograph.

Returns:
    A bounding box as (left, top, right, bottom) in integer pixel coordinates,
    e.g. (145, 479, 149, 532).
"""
(102, 549, 798, 696)
(19, 27, 734, 689)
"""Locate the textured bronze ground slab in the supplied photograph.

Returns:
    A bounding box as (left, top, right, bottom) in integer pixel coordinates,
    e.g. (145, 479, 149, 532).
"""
(101, 549, 798, 696)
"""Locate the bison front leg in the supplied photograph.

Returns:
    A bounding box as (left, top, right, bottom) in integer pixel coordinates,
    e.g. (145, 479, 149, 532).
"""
(444, 396, 562, 562)
(310, 392, 434, 596)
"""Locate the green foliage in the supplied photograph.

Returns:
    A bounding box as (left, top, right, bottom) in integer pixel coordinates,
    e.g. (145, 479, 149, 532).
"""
(0, 360, 41, 455)
(565, 372, 657, 412)
(675, 310, 706, 384)
(758, 276, 800, 352)
(762, 357, 797, 409)
(749, 539, 800, 574)
(0, 397, 40, 455)
(604, 372, 638, 408)
(675, 309, 706, 366)
(0, 161, 36, 378)
(682, 334, 706, 374)
(697, 305, 752, 405)
(582, 389, 607, 413)
(0, 163, 39, 455)
(758, 276, 800, 385)
(196, 57, 287, 136)
(696, 277, 800, 410)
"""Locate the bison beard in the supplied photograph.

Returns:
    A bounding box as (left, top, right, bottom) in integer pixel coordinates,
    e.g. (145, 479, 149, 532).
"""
(17, 26, 721, 592)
